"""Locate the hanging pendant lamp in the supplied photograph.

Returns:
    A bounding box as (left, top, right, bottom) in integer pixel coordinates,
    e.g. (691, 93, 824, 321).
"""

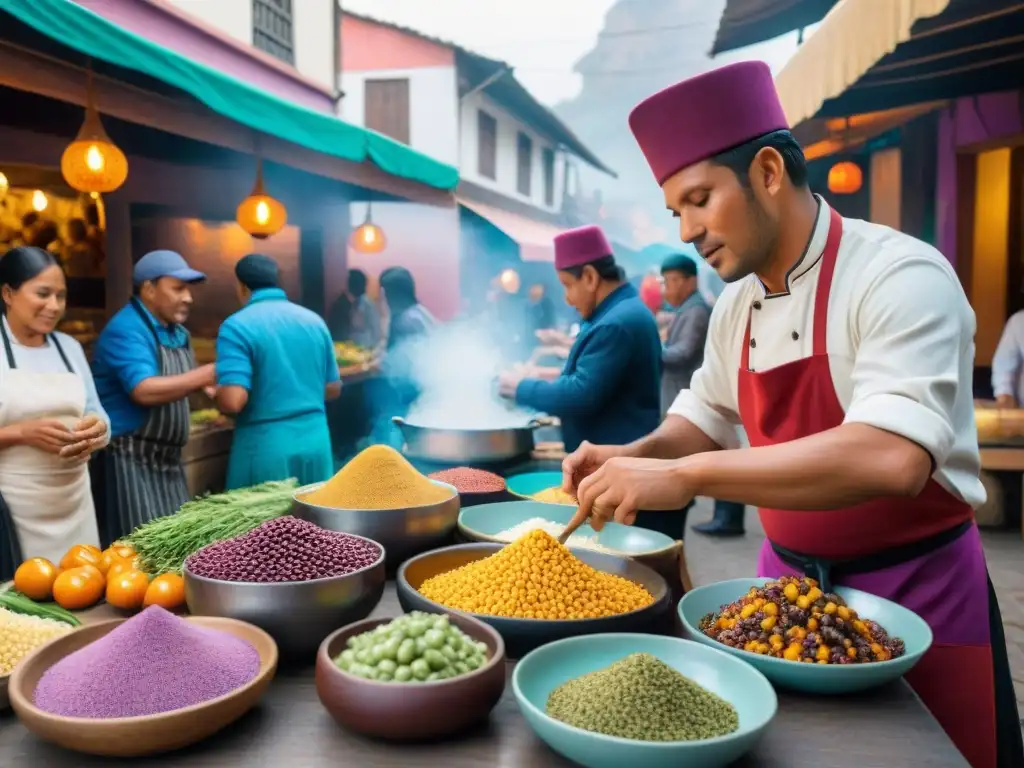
(236, 157, 287, 239)
(61, 65, 129, 194)
(349, 202, 387, 254)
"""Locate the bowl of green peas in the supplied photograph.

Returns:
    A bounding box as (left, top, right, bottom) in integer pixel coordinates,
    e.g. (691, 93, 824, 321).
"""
(315, 611, 507, 741)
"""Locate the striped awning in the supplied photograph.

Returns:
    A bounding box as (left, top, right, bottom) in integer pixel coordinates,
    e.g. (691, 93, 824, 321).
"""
(775, 0, 952, 125)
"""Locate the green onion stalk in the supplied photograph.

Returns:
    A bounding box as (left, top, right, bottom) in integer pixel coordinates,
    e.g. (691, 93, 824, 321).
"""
(126, 479, 298, 575)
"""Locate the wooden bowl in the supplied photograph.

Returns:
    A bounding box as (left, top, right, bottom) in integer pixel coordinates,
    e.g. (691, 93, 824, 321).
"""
(9, 616, 278, 757)
(315, 613, 506, 741)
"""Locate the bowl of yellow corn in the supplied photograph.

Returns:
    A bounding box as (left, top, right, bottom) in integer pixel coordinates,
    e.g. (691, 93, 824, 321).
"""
(396, 532, 672, 658)
(0, 604, 79, 711)
(505, 472, 575, 505)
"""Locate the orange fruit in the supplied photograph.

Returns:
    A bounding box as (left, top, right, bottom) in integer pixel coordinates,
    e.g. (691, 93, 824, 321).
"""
(52, 566, 105, 610)
(13, 558, 60, 601)
(97, 549, 128, 576)
(106, 560, 134, 581)
(111, 543, 135, 559)
(79, 564, 105, 589)
(106, 570, 151, 611)
(143, 573, 186, 610)
(82, 544, 102, 557)
(60, 544, 100, 571)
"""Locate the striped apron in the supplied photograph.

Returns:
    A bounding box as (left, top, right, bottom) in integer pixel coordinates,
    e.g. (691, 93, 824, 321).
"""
(100, 299, 194, 543)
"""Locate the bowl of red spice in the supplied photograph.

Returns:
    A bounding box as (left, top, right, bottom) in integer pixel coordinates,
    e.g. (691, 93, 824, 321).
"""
(183, 516, 386, 660)
(428, 467, 508, 507)
(9, 607, 278, 757)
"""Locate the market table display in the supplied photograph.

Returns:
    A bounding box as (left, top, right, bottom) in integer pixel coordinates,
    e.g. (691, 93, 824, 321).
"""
(0, 588, 968, 767)
(0, 448, 969, 767)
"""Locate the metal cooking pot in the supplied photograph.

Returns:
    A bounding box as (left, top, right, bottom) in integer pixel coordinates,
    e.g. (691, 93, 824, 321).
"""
(392, 416, 553, 464)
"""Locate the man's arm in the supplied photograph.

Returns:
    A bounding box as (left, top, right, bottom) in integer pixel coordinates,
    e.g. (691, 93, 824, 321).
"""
(677, 255, 962, 509)
(992, 313, 1023, 405)
(662, 305, 709, 369)
(515, 325, 630, 418)
(213, 320, 251, 415)
(629, 300, 740, 459)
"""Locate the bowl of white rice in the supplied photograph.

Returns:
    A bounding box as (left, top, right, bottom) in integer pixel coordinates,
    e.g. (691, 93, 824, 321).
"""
(457, 501, 677, 558)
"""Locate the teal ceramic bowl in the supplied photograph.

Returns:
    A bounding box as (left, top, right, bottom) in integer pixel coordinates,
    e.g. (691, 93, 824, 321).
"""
(513, 633, 776, 768)
(506, 472, 568, 502)
(458, 501, 677, 557)
(678, 578, 933, 694)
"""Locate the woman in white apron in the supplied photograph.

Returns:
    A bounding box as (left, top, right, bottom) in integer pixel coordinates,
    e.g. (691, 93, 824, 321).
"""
(0, 247, 108, 579)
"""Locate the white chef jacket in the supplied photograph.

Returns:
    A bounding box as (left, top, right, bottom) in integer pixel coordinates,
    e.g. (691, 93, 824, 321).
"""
(669, 196, 985, 509)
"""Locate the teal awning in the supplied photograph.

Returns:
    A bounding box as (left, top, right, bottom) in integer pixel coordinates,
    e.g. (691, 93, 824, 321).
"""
(0, 0, 460, 191)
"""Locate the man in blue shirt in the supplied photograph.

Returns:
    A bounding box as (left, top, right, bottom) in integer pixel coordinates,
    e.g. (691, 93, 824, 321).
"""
(497, 226, 687, 539)
(215, 254, 341, 489)
(91, 250, 213, 543)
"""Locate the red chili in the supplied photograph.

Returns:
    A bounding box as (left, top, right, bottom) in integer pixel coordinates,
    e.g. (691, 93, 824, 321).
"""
(429, 467, 506, 494)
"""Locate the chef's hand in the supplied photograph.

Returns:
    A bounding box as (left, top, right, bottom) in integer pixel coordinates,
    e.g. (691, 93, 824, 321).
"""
(203, 386, 218, 400)
(571, 457, 695, 532)
(196, 363, 216, 388)
(17, 418, 75, 455)
(561, 441, 628, 494)
(60, 414, 108, 461)
(996, 394, 1017, 409)
(497, 370, 525, 399)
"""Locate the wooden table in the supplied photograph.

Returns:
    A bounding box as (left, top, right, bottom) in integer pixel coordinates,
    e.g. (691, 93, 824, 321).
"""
(0, 589, 968, 767)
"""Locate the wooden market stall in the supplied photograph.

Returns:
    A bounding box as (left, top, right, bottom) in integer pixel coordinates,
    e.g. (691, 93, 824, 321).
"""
(0, 0, 459, 487)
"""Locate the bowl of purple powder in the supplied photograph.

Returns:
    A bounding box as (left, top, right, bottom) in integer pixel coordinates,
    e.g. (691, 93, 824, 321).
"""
(8, 606, 277, 757)
(183, 516, 386, 659)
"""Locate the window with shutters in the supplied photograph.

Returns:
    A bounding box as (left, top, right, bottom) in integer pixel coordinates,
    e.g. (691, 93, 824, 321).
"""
(364, 79, 411, 145)
(477, 110, 497, 180)
(542, 147, 556, 207)
(517, 132, 533, 197)
(252, 0, 294, 65)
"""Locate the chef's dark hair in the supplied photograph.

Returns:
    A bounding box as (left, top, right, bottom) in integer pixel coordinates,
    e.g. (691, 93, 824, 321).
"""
(0, 247, 61, 313)
(348, 268, 368, 298)
(561, 256, 625, 283)
(711, 129, 808, 188)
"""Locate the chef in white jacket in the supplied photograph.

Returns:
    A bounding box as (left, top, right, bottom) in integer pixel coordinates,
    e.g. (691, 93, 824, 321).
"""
(0, 246, 108, 578)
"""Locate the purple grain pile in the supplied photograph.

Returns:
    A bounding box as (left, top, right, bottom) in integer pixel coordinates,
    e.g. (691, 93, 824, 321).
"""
(34, 606, 260, 719)
(185, 515, 381, 583)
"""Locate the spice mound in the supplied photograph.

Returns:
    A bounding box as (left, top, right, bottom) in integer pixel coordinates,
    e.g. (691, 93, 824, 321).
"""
(531, 486, 577, 505)
(546, 652, 739, 741)
(417, 530, 654, 620)
(33, 606, 261, 718)
(302, 445, 452, 509)
(185, 516, 381, 583)
(0, 608, 75, 676)
(698, 576, 906, 664)
(495, 518, 614, 554)
(334, 612, 490, 683)
(428, 467, 505, 494)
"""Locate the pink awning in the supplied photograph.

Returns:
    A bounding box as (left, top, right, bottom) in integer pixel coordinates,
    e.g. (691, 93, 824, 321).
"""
(458, 197, 564, 262)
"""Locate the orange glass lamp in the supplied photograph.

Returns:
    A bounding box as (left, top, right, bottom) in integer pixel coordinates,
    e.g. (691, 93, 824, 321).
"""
(350, 204, 387, 254)
(499, 267, 521, 294)
(236, 159, 287, 240)
(61, 71, 129, 194)
(0, 171, 8, 200)
(827, 161, 863, 195)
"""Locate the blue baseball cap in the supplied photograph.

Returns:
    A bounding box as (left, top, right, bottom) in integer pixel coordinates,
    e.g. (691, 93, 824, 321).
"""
(133, 250, 206, 286)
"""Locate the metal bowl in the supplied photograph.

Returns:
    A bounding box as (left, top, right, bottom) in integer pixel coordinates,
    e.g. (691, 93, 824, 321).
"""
(292, 480, 460, 567)
(397, 543, 673, 658)
(183, 535, 386, 661)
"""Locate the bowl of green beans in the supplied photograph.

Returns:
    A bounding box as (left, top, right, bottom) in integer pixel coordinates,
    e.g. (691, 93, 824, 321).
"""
(315, 611, 506, 741)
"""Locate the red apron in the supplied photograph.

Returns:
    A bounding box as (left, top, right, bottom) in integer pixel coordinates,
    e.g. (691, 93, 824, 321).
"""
(738, 206, 1021, 768)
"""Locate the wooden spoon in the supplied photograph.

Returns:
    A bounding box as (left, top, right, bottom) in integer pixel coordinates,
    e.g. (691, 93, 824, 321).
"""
(557, 512, 588, 546)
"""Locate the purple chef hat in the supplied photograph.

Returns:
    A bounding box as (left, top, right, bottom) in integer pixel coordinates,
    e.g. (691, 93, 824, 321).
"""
(554, 225, 614, 271)
(628, 61, 789, 185)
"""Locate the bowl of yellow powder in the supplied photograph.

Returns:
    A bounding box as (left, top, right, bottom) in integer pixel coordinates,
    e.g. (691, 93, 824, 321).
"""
(396, 532, 672, 658)
(293, 445, 460, 567)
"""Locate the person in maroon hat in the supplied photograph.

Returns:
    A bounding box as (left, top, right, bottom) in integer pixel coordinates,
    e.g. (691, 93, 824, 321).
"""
(497, 226, 689, 540)
(559, 62, 1021, 768)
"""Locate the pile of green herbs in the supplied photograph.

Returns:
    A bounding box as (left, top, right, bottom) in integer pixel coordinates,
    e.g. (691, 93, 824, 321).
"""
(126, 479, 298, 575)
